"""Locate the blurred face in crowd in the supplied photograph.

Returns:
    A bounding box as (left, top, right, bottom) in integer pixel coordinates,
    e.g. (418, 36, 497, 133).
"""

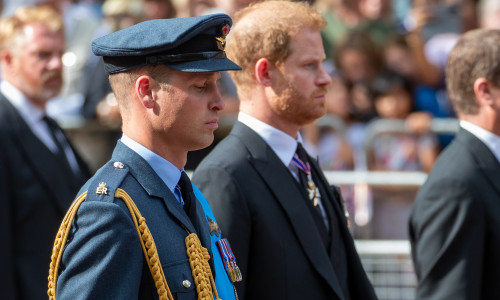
(8, 23, 64, 107)
(374, 86, 412, 119)
(358, 0, 390, 20)
(215, 0, 256, 16)
(268, 28, 331, 127)
(384, 44, 415, 80)
(325, 76, 350, 119)
(144, 0, 175, 19)
(189, 0, 215, 16)
(338, 48, 373, 84)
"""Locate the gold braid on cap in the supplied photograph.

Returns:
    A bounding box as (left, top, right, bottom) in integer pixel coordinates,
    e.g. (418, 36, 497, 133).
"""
(48, 188, 220, 300)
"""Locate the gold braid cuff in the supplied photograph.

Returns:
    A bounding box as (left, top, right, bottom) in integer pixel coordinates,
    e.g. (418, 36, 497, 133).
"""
(47, 189, 174, 300)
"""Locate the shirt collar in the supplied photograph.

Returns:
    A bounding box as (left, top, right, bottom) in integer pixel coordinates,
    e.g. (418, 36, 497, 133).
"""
(238, 112, 303, 166)
(460, 120, 500, 163)
(120, 134, 182, 194)
(1, 80, 45, 123)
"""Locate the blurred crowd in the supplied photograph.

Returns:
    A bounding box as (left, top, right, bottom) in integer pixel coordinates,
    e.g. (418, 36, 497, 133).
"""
(1, 0, 499, 175)
(2, 2, 500, 298)
(305, 0, 491, 175)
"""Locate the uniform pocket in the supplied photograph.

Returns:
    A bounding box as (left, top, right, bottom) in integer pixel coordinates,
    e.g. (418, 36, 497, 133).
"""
(163, 259, 196, 299)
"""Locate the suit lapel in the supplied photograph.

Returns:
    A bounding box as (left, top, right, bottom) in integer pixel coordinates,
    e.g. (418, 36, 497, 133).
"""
(55, 121, 92, 181)
(232, 122, 344, 298)
(308, 154, 356, 290)
(111, 142, 198, 235)
(309, 157, 348, 230)
(458, 129, 500, 195)
(110, 142, 213, 271)
(0, 96, 77, 214)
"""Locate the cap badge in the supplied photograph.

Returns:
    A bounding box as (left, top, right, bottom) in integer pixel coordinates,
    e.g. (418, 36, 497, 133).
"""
(216, 23, 230, 51)
(221, 23, 230, 36)
(96, 182, 108, 195)
(207, 216, 221, 237)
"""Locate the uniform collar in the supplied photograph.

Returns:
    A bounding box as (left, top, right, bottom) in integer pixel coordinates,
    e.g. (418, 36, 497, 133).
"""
(120, 134, 182, 195)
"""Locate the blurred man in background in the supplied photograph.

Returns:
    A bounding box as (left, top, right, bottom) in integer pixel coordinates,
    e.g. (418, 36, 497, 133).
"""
(410, 28, 500, 299)
(0, 5, 90, 300)
(193, 1, 377, 299)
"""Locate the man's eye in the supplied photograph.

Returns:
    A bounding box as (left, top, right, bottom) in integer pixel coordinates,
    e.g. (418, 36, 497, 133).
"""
(38, 52, 51, 59)
(304, 63, 317, 69)
(195, 82, 210, 92)
(195, 85, 206, 92)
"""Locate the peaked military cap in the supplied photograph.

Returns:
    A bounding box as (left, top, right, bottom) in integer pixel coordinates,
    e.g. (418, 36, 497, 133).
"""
(92, 13, 241, 74)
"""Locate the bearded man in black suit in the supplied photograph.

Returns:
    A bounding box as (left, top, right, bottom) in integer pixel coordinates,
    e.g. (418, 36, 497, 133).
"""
(0, 6, 90, 300)
(192, 1, 377, 299)
(410, 28, 500, 299)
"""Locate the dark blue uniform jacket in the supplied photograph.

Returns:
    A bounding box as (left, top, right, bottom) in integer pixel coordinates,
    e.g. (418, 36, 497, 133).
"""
(56, 141, 213, 300)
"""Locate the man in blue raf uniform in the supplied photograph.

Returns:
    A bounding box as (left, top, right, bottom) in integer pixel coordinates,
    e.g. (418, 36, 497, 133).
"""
(50, 14, 241, 299)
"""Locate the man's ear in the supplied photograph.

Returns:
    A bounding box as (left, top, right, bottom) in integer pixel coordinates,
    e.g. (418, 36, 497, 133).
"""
(1, 50, 13, 69)
(474, 77, 494, 106)
(255, 58, 273, 86)
(135, 75, 155, 109)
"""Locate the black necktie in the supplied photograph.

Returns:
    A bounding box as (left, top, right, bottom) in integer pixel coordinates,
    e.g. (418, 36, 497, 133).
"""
(295, 143, 312, 194)
(178, 172, 198, 230)
(43, 115, 72, 171)
(294, 143, 330, 231)
(296, 145, 346, 287)
(178, 172, 216, 275)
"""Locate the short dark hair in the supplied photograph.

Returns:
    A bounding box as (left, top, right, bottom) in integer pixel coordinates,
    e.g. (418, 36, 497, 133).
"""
(108, 64, 172, 110)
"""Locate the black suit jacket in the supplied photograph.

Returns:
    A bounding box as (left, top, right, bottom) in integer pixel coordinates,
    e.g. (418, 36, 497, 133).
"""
(0, 94, 91, 300)
(409, 128, 500, 299)
(193, 122, 376, 300)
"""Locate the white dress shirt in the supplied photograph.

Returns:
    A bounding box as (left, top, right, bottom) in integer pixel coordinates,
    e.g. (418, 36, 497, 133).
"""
(460, 120, 500, 163)
(238, 112, 302, 176)
(238, 112, 329, 226)
(1, 80, 80, 173)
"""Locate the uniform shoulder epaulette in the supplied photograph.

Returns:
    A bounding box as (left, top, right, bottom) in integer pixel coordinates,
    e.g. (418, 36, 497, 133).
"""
(84, 160, 130, 203)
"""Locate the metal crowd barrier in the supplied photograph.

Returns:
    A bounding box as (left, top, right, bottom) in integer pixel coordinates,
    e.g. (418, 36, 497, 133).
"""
(362, 117, 459, 150)
(323, 170, 422, 300)
(355, 240, 416, 300)
(362, 117, 459, 169)
(324, 170, 428, 186)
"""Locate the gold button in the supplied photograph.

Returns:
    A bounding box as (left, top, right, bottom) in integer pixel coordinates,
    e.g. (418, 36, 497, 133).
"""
(182, 280, 191, 288)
